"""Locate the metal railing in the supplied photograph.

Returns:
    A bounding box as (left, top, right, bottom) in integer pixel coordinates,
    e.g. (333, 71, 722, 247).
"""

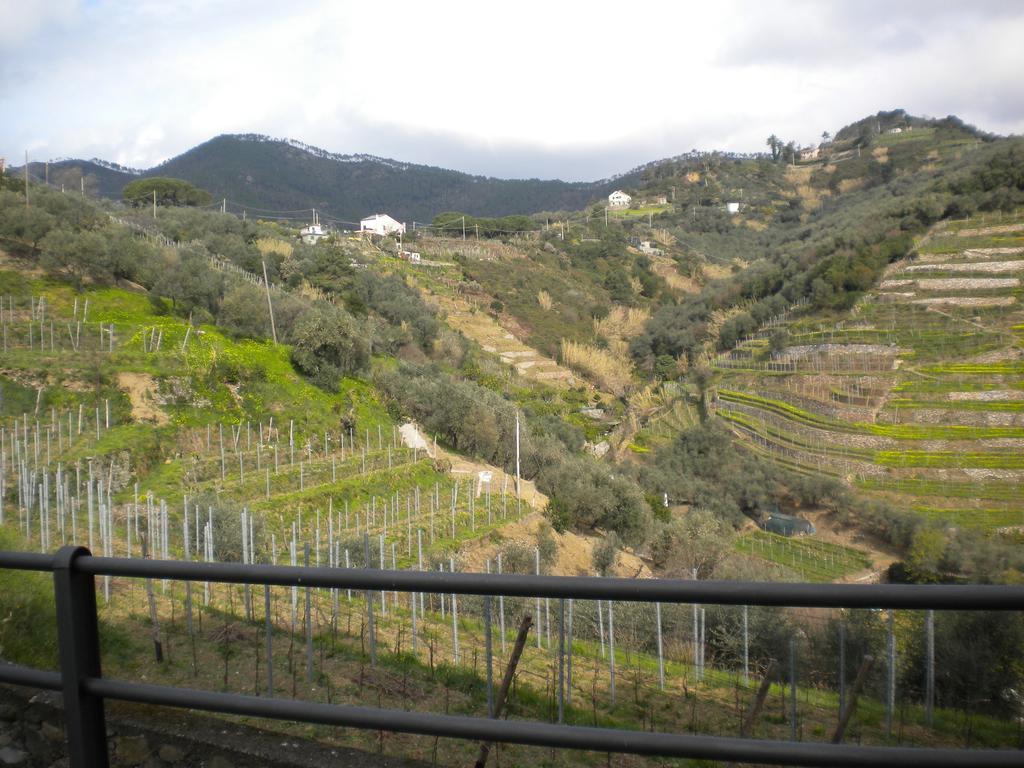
(0, 545, 1022, 768)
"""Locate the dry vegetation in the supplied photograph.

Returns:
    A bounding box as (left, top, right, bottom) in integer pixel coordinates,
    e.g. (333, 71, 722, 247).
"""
(560, 339, 634, 396)
(593, 305, 651, 341)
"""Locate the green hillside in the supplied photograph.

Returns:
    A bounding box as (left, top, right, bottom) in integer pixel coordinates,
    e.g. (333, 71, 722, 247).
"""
(19, 134, 645, 223)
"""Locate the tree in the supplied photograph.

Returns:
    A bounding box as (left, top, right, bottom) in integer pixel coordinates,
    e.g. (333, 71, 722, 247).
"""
(38, 228, 108, 286)
(0, 197, 56, 252)
(766, 135, 782, 162)
(123, 177, 213, 208)
(218, 283, 271, 339)
(592, 532, 621, 576)
(906, 527, 947, 583)
(290, 305, 369, 389)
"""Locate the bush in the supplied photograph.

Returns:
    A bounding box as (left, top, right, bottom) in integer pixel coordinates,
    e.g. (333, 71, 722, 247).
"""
(290, 304, 369, 389)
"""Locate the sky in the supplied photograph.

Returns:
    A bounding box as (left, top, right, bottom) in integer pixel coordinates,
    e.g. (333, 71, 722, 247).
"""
(2, 0, 1023, 181)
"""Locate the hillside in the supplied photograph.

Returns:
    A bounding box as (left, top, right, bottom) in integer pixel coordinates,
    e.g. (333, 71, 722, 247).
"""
(712, 213, 1024, 538)
(19, 134, 644, 222)
(2, 110, 1024, 763)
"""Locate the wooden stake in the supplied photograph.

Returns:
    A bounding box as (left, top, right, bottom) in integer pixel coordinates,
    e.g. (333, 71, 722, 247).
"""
(474, 614, 533, 768)
(832, 656, 875, 744)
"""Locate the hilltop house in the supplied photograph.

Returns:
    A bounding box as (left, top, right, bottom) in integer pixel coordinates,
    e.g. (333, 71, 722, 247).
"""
(360, 213, 406, 236)
(726, 202, 740, 214)
(608, 190, 632, 208)
(798, 145, 820, 162)
(299, 223, 328, 244)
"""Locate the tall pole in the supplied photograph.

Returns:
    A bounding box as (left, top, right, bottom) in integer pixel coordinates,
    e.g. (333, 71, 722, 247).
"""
(462, 215, 466, 241)
(514, 412, 521, 516)
(261, 261, 278, 344)
(153, 190, 157, 220)
(24, 151, 29, 208)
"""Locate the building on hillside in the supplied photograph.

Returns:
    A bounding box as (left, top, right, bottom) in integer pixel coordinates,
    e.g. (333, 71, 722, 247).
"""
(887, 127, 903, 134)
(762, 512, 816, 537)
(726, 202, 740, 215)
(607, 190, 632, 208)
(799, 145, 820, 162)
(638, 240, 663, 256)
(299, 223, 328, 244)
(399, 250, 421, 263)
(360, 213, 406, 236)
(654, 195, 668, 205)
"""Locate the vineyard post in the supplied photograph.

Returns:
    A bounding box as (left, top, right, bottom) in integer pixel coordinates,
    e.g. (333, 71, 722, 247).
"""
(534, 548, 542, 649)
(832, 656, 875, 743)
(265, 584, 273, 696)
(656, 601, 665, 691)
(608, 601, 616, 707)
(497, 552, 506, 654)
(789, 637, 797, 741)
(839, 620, 847, 720)
(557, 598, 566, 722)
(742, 605, 749, 687)
(363, 533, 377, 666)
(485, 594, 494, 717)
(473, 614, 533, 768)
(925, 609, 935, 727)
(886, 609, 895, 737)
(305, 543, 313, 683)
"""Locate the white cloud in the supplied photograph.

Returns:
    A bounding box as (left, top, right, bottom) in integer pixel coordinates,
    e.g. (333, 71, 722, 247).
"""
(1, 0, 1022, 180)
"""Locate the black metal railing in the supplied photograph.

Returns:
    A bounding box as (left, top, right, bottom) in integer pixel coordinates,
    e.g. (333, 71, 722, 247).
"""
(0, 545, 1022, 768)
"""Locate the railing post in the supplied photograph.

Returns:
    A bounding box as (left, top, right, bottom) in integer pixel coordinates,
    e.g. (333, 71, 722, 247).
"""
(53, 545, 109, 768)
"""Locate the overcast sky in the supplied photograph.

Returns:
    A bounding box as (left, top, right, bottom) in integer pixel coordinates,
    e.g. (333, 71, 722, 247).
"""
(2, 0, 1023, 181)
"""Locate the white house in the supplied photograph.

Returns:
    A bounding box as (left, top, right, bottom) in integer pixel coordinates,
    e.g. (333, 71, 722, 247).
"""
(608, 190, 632, 208)
(360, 213, 406, 236)
(726, 202, 740, 215)
(299, 223, 328, 244)
(798, 146, 820, 162)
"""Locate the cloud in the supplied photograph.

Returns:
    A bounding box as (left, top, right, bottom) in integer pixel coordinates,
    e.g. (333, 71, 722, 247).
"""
(0, 0, 79, 51)
(1, 0, 1023, 181)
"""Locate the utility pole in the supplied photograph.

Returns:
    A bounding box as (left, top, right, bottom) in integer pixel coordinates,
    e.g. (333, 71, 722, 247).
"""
(262, 261, 278, 344)
(153, 190, 157, 220)
(604, 207, 608, 226)
(80, 177, 84, 198)
(462, 215, 466, 241)
(514, 411, 521, 505)
(24, 151, 29, 208)
(44, 160, 48, 185)
(222, 198, 226, 214)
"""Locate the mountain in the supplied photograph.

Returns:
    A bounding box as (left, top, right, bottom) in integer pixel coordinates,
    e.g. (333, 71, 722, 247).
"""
(19, 134, 647, 223)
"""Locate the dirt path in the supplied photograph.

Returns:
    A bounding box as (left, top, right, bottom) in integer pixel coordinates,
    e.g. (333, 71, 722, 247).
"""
(399, 421, 547, 510)
(433, 293, 580, 388)
(117, 371, 169, 425)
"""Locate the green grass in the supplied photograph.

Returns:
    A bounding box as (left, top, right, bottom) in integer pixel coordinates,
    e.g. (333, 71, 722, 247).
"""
(734, 529, 872, 582)
(912, 506, 1024, 530)
(874, 449, 1024, 469)
(719, 389, 1024, 439)
(874, 128, 936, 146)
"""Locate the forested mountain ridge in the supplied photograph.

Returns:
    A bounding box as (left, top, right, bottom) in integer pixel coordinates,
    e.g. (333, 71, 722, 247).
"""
(17, 134, 647, 223)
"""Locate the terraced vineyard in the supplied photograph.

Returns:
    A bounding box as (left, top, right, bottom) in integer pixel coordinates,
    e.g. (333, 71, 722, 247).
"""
(713, 212, 1024, 535)
(734, 529, 873, 582)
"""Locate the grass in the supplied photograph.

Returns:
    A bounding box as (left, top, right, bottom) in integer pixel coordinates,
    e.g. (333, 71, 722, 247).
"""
(734, 529, 873, 582)
(912, 506, 1023, 530)
(873, 449, 1024, 469)
(560, 339, 634, 396)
